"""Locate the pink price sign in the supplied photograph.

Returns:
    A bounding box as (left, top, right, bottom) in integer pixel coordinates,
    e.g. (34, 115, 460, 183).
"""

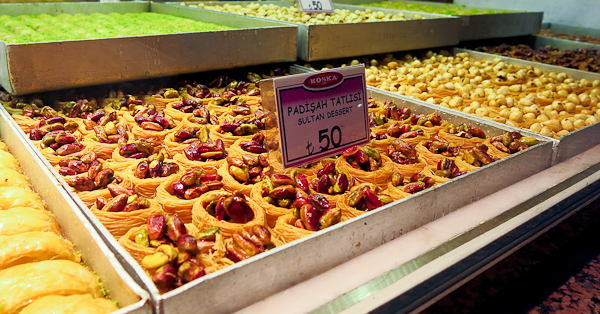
(274, 65, 369, 169)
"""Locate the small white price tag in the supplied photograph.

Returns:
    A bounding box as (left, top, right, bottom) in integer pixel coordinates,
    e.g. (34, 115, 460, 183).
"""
(271, 65, 369, 169)
(297, 0, 335, 14)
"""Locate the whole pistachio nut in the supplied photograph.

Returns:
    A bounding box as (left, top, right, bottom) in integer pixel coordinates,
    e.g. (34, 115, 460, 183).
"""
(176, 251, 191, 265)
(316, 175, 330, 194)
(269, 185, 295, 200)
(152, 264, 177, 288)
(147, 215, 167, 240)
(502, 132, 514, 148)
(135, 161, 150, 179)
(310, 194, 331, 211)
(195, 226, 220, 241)
(391, 172, 404, 187)
(41, 133, 57, 146)
(342, 146, 360, 157)
(80, 152, 97, 164)
(319, 207, 342, 229)
(142, 252, 169, 269)
(520, 136, 537, 146)
(295, 173, 310, 193)
(67, 160, 88, 173)
(300, 204, 321, 231)
(226, 155, 245, 168)
(317, 162, 335, 178)
(149, 160, 163, 178)
(232, 232, 258, 257)
(363, 189, 383, 211)
(473, 147, 494, 165)
(180, 170, 202, 187)
(251, 225, 272, 246)
(107, 183, 134, 197)
(134, 140, 155, 155)
(205, 180, 224, 191)
(242, 154, 259, 167)
(59, 167, 77, 176)
(103, 194, 128, 212)
(228, 197, 252, 223)
(167, 215, 187, 242)
(161, 163, 180, 177)
(178, 261, 205, 283)
(379, 194, 394, 205)
(230, 165, 249, 183)
(271, 174, 294, 186)
(119, 143, 138, 156)
(135, 227, 150, 247)
(226, 241, 250, 263)
(94, 168, 114, 188)
(177, 234, 198, 254)
(184, 185, 209, 200)
(257, 154, 269, 167)
(95, 197, 108, 210)
(84, 160, 101, 179)
(157, 244, 179, 262)
(402, 182, 425, 194)
(55, 132, 77, 145)
(347, 185, 368, 207)
(56, 143, 83, 156)
(354, 150, 369, 165)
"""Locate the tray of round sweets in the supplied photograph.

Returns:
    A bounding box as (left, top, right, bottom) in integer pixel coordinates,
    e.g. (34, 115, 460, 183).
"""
(298, 47, 600, 164)
(0, 1, 297, 96)
(173, 1, 460, 61)
(333, 0, 543, 41)
(1, 63, 553, 314)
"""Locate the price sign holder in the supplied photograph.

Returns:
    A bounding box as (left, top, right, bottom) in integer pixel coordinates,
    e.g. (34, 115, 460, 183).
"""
(261, 65, 369, 169)
(297, 0, 335, 14)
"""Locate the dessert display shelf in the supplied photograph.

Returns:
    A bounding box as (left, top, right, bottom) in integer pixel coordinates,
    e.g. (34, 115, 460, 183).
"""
(0, 105, 152, 314)
(333, 0, 543, 41)
(296, 46, 600, 164)
(173, 1, 460, 61)
(0, 1, 297, 96)
(1, 67, 552, 313)
(455, 48, 600, 163)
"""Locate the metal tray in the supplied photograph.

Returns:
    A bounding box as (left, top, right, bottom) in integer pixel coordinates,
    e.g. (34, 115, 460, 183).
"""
(531, 24, 600, 51)
(3, 66, 552, 313)
(0, 2, 297, 96)
(332, 0, 543, 41)
(172, 1, 460, 62)
(0, 105, 152, 314)
(455, 48, 600, 164)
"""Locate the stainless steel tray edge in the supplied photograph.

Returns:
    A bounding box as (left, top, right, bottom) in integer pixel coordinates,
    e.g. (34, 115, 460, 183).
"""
(331, 0, 543, 41)
(531, 35, 600, 54)
(455, 48, 600, 85)
(175, 1, 460, 61)
(545, 23, 600, 39)
(0, 41, 13, 95)
(455, 48, 600, 164)
(0, 1, 298, 96)
(0, 105, 152, 314)
(459, 12, 542, 41)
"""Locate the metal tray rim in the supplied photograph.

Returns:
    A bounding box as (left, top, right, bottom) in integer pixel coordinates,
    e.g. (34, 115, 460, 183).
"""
(0, 105, 152, 314)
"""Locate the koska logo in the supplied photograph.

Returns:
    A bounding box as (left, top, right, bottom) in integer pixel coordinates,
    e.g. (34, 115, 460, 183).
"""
(304, 72, 343, 89)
